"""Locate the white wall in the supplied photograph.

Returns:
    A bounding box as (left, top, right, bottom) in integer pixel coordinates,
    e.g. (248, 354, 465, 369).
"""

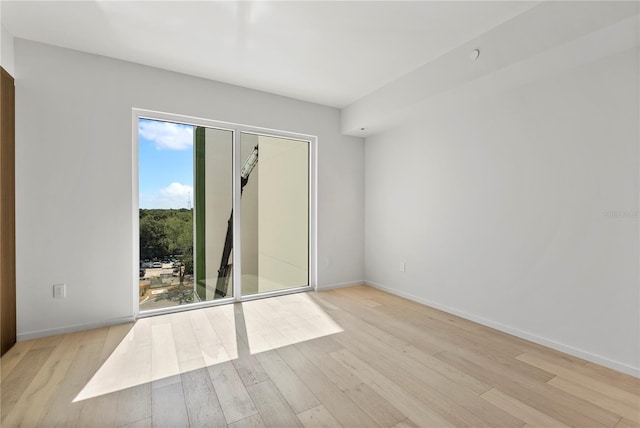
(1, 22, 15, 76)
(14, 39, 364, 338)
(364, 47, 639, 375)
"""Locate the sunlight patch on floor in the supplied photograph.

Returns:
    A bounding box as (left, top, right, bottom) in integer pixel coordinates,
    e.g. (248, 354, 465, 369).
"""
(242, 293, 343, 355)
(74, 292, 342, 402)
(74, 304, 238, 402)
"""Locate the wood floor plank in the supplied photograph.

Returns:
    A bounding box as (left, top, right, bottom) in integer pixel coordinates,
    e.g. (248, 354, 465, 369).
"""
(333, 286, 543, 364)
(151, 382, 189, 428)
(376, 303, 554, 383)
(232, 346, 271, 387)
(584, 362, 640, 396)
(0, 345, 55, 421)
(336, 286, 478, 335)
(436, 350, 620, 427)
(297, 404, 341, 427)
(1, 332, 82, 427)
(115, 384, 152, 428)
(616, 418, 640, 428)
(481, 388, 569, 427)
(246, 380, 303, 428)
(150, 317, 180, 386)
(357, 286, 534, 352)
(228, 413, 267, 428)
(99, 322, 134, 366)
(208, 361, 258, 424)
(315, 294, 441, 356)
(391, 419, 419, 428)
(40, 340, 104, 427)
(331, 330, 523, 427)
(518, 353, 640, 407)
(403, 344, 492, 395)
(548, 376, 640, 423)
(181, 367, 227, 427)
(171, 311, 206, 373)
(277, 344, 381, 427)
(295, 338, 407, 427)
(0, 339, 33, 381)
(334, 286, 525, 358)
(77, 390, 120, 428)
(255, 349, 320, 414)
(205, 303, 270, 388)
(231, 304, 271, 387)
(330, 348, 455, 427)
(342, 383, 408, 428)
(151, 373, 181, 390)
(295, 336, 365, 391)
(71, 326, 131, 428)
(203, 304, 240, 360)
(189, 308, 232, 366)
(120, 417, 152, 428)
(22, 331, 65, 350)
(77, 325, 110, 345)
(109, 322, 153, 427)
(314, 290, 444, 356)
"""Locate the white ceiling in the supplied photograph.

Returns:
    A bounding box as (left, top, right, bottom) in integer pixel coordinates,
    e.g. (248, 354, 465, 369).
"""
(2, 1, 539, 108)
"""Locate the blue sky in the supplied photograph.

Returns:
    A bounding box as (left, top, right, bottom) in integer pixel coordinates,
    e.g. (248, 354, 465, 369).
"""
(139, 118, 194, 209)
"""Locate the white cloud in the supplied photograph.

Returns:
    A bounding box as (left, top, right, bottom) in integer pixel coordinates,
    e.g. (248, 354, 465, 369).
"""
(141, 182, 193, 209)
(160, 182, 193, 200)
(139, 119, 193, 150)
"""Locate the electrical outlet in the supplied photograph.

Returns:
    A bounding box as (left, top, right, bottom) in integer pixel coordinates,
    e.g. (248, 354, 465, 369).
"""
(400, 262, 406, 272)
(53, 283, 66, 299)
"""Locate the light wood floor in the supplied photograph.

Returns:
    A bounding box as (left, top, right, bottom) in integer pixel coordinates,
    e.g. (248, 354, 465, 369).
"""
(1, 285, 639, 427)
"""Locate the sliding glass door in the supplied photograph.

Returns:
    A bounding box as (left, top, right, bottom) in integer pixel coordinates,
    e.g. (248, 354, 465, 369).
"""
(137, 112, 312, 314)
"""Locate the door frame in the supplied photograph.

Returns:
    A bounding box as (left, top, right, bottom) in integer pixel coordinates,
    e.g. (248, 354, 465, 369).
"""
(132, 108, 317, 319)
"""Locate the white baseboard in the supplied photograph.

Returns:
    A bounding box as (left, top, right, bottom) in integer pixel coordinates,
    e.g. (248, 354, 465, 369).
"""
(365, 280, 640, 378)
(17, 316, 136, 341)
(316, 280, 364, 291)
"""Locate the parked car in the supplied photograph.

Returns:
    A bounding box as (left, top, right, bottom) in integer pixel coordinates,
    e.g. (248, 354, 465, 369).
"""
(152, 262, 162, 268)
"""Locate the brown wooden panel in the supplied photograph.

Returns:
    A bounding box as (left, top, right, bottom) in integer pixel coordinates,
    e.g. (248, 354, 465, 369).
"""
(1, 66, 16, 356)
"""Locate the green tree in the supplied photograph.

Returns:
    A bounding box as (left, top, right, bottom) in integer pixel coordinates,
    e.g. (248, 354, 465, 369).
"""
(140, 212, 168, 259)
(140, 208, 194, 281)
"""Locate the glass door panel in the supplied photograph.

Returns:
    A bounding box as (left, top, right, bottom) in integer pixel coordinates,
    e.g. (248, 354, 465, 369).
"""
(138, 118, 197, 311)
(240, 133, 309, 296)
(196, 127, 234, 300)
(138, 119, 233, 313)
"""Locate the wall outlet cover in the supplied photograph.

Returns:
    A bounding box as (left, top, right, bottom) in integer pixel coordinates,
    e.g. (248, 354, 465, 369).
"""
(53, 283, 66, 298)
